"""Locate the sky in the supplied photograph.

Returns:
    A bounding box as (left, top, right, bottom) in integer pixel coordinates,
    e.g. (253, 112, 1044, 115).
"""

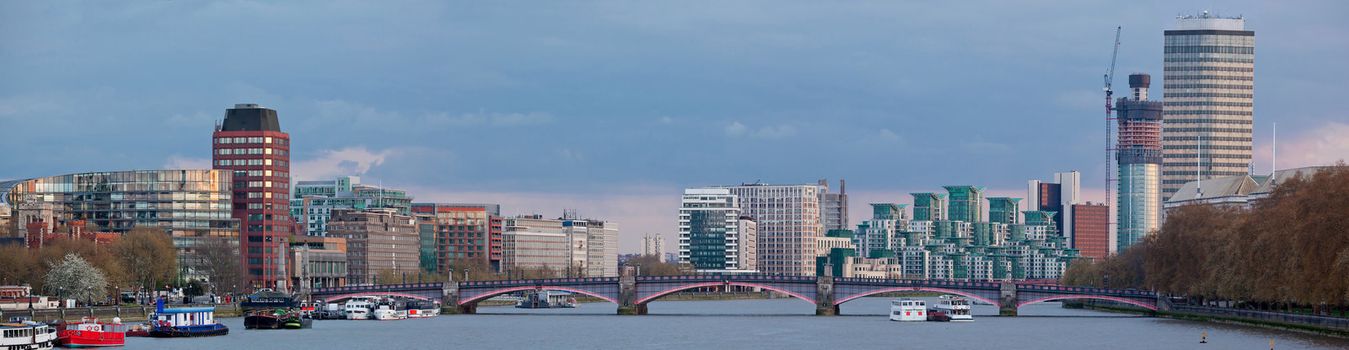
(2, 1, 1347, 253)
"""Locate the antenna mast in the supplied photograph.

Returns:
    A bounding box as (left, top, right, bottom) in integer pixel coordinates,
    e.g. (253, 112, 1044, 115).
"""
(1105, 26, 1121, 230)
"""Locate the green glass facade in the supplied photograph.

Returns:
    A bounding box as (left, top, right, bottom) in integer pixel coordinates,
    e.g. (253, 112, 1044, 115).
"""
(687, 211, 728, 270)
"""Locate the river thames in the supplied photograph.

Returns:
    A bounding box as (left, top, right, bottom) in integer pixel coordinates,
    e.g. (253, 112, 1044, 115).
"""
(126, 297, 1349, 349)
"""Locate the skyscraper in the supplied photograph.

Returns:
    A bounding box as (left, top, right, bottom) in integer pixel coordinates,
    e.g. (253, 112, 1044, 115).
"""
(213, 103, 292, 290)
(1161, 12, 1255, 200)
(1026, 171, 1080, 246)
(1117, 74, 1164, 252)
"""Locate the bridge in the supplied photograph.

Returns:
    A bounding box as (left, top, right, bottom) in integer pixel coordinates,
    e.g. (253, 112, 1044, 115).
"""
(311, 267, 1158, 316)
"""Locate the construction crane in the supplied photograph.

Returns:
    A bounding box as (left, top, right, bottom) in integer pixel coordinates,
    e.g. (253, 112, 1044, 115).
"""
(1104, 26, 1121, 241)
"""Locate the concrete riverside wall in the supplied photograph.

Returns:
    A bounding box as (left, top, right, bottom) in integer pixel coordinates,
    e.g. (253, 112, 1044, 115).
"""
(1167, 304, 1349, 334)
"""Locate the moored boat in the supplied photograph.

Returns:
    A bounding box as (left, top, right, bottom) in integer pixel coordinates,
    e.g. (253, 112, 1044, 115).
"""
(1, 319, 56, 350)
(889, 299, 926, 322)
(147, 299, 228, 337)
(932, 296, 974, 322)
(56, 317, 127, 348)
(244, 309, 285, 330)
(405, 300, 441, 318)
(514, 291, 578, 309)
(372, 299, 407, 321)
(344, 296, 376, 320)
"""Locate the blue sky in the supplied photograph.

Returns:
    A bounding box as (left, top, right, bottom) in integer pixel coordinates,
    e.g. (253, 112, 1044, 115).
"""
(3, 1, 1346, 252)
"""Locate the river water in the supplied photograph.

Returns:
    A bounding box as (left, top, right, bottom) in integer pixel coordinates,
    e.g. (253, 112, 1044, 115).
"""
(126, 297, 1349, 349)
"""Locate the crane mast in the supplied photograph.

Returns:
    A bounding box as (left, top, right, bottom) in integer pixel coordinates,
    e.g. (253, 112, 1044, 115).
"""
(1105, 26, 1121, 244)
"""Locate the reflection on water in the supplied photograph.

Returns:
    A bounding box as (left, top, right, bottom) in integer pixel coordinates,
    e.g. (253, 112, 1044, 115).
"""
(127, 297, 1349, 350)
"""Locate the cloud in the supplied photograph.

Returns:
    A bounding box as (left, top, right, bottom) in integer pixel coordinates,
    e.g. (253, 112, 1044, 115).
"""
(162, 155, 210, 169)
(420, 111, 554, 127)
(723, 120, 798, 139)
(292, 146, 401, 181)
(1257, 121, 1349, 169)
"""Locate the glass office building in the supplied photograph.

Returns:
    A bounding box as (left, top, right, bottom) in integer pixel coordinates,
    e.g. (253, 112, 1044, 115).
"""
(1, 170, 239, 281)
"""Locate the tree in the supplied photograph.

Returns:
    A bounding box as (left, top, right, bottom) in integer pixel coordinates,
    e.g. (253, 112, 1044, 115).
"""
(0, 245, 32, 286)
(196, 237, 243, 294)
(623, 255, 690, 276)
(45, 253, 108, 304)
(110, 227, 178, 292)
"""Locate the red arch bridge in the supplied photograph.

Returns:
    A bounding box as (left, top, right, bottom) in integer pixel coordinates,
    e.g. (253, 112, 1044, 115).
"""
(310, 271, 1157, 316)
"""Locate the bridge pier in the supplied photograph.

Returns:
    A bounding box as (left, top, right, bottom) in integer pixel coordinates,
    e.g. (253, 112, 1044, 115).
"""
(816, 275, 837, 316)
(999, 282, 1018, 316)
(617, 266, 646, 315)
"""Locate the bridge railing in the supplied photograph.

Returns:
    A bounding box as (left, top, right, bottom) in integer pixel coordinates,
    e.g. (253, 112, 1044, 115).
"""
(635, 274, 816, 283)
(312, 282, 444, 295)
(1016, 284, 1156, 297)
(832, 277, 1002, 289)
(460, 277, 619, 287)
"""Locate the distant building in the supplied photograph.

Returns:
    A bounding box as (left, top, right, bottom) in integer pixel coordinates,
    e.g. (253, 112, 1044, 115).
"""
(943, 186, 984, 223)
(1, 170, 239, 282)
(289, 236, 348, 291)
(677, 188, 755, 273)
(213, 103, 293, 289)
(1027, 171, 1081, 248)
(291, 176, 413, 237)
(1071, 203, 1109, 260)
(411, 203, 503, 273)
(819, 179, 849, 232)
(987, 197, 1021, 225)
(326, 209, 419, 284)
(911, 192, 946, 221)
(855, 203, 908, 259)
(1161, 13, 1256, 200)
(500, 214, 618, 277)
(642, 234, 665, 262)
(1164, 166, 1331, 211)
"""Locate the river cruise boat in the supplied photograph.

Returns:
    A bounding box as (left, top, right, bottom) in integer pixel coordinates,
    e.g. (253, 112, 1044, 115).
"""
(240, 289, 297, 311)
(889, 299, 926, 322)
(146, 300, 229, 337)
(1, 320, 56, 350)
(515, 291, 578, 309)
(931, 296, 974, 322)
(344, 297, 377, 320)
(405, 300, 441, 318)
(372, 299, 407, 321)
(55, 317, 127, 347)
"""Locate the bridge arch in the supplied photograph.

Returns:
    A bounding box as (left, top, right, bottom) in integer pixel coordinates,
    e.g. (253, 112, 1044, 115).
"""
(833, 287, 1000, 307)
(458, 286, 619, 306)
(635, 281, 815, 305)
(317, 292, 435, 302)
(1016, 295, 1157, 311)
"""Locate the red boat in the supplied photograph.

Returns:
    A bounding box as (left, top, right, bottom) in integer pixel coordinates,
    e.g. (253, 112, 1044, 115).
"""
(56, 317, 127, 348)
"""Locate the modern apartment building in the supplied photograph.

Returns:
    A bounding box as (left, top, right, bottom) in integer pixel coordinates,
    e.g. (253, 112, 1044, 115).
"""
(0, 170, 239, 282)
(1071, 203, 1110, 260)
(326, 208, 419, 284)
(500, 214, 618, 277)
(1161, 13, 1256, 200)
(677, 188, 754, 273)
(710, 183, 825, 276)
(212, 103, 292, 289)
(291, 176, 413, 236)
(819, 179, 849, 232)
(411, 203, 503, 273)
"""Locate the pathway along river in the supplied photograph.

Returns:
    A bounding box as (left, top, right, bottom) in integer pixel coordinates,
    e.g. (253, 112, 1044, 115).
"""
(127, 297, 1349, 349)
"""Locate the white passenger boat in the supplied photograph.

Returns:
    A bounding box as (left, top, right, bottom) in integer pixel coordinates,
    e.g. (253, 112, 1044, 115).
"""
(406, 300, 441, 318)
(2, 319, 57, 350)
(889, 299, 927, 322)
(344, 296, 376, 320)
(372, 299, 408, 321)
(932, 296, 974, 322)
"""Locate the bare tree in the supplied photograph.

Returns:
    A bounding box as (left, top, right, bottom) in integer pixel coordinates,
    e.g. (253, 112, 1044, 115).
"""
(110, 227, 178, 292)
(196, 237, 243, 294)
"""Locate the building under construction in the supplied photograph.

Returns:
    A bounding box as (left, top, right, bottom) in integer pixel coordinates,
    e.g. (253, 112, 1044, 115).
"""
(1115, 74, 1163, 252)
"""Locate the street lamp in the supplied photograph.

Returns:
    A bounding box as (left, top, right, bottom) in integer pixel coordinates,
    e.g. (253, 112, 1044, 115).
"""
(463, 268, 469, 282)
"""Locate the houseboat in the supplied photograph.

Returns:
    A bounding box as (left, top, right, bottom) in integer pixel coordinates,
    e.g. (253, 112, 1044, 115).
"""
(343, 297, 377, 320)
(931, 296, 974, 322)
(515, 291, 578, 309)
(889, 299, 927, 322)
(1, 320, 56, 350)
(146, 299, 229, 337)
(56, 317, 127, 347)
(405, 300, 441, 318)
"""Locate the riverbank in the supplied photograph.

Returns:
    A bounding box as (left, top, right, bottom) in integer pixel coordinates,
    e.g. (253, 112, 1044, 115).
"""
(1075, 301, 1349, 338)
